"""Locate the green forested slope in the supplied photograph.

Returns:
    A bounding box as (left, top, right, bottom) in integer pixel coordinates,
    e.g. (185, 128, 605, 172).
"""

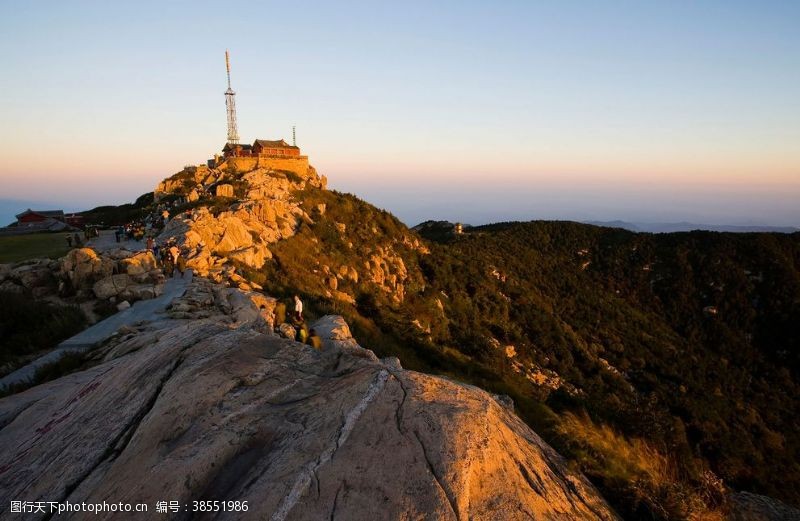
(250, 187, 799, 519)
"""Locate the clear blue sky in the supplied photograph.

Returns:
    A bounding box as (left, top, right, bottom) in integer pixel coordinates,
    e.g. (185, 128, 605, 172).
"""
(1, 0, 798, 226)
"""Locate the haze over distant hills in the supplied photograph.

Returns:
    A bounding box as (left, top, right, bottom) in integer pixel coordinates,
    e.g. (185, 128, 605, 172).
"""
(4, 193, 798, 236)
(584, 220, 799, 234)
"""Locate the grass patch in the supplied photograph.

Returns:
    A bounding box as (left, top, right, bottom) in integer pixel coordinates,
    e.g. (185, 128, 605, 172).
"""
(556, 411, 726, 520)
(0, 233, 72, 263)
(0, 291, 87, 370)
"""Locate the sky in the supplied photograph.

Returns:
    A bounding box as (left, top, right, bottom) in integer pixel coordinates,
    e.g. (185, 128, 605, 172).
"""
(1, 0, 799, 227)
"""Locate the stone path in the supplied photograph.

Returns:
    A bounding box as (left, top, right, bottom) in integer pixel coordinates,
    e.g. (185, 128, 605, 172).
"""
(87, 229, 145, 253)
(0, 270, 193, 391)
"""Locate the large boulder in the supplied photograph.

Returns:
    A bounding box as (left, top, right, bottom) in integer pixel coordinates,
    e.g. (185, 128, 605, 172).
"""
(12, 264, 54, 290)
(311, 315, 378, 361)
(277, 322, 297, 340)
(92, 273, 133, 299)
(119, 251, 158, 276)
(214, 217, 254, 253)
(61, 248, 114, 290)
(216, 183, 234, 198)
(0, 314, 619, 520)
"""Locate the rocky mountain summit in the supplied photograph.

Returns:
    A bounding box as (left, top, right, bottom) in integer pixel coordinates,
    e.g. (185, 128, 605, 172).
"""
(0, 275, 619, 520)
(4, 152, 800, 519)
(154, 161, 426, 303)
(155, 163, 325, 285)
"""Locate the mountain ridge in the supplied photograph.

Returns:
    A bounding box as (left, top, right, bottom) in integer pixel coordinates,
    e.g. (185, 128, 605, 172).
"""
(2, 153, 799, 520)
(147, 156, 800, 518)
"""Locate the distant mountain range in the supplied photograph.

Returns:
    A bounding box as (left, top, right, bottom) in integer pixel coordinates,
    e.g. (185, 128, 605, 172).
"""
(585, 220, 799, 233)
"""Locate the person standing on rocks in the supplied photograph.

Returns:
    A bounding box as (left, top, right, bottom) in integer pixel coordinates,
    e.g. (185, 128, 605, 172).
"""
(152, 242, 161, 266)
(169, 244, 184, 278)
(294, 295, 303, 322)
(161, 246, 173, 275)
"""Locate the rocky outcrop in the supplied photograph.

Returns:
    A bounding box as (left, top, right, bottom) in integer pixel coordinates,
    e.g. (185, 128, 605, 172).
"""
(154, 161, 326, 287)
(92, 273, 163, 301)
(61, 248, 114, 291)
(0, 285, 618, 520)
(118, 251, 158, 276)
(0, 259, 59, 298)
(0, 246, 166, 317)
(311, 315, 378, 361)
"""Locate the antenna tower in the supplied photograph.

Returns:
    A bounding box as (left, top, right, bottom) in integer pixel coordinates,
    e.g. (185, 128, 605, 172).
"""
(225, 50, 240, 144)
(292, 125, 296, 146)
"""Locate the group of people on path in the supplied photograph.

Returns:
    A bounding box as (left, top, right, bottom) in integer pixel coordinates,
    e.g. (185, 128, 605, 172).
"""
(155, 239, 188, 279)
(268, 295, 323, 350)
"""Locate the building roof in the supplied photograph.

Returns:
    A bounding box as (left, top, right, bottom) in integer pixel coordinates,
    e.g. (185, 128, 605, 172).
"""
(15, 209, 65, 219)
(253, 139, 299, 150)
(222, 142, 253, 152)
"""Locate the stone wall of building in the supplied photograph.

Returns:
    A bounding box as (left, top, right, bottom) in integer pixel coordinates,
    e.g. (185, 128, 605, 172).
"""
(221, 156, 310, 177)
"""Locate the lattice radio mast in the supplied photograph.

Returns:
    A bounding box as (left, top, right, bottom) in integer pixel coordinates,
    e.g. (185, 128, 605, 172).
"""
(225, 50, 240, 144)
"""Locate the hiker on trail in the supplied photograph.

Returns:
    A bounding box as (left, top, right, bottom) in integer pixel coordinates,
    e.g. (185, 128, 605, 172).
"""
(307, 329, 323, 351)
(274, 300, 286, 328)
(162, 210, 170, 225)
(169, 244, 185, 278)
(66, 234, 73, 247)
(294, 295, 303, 321)
(161, 247, 174, 276)
(115, 225, 123, 243)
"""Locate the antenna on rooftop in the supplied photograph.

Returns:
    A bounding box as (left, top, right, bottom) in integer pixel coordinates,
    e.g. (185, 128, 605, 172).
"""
(292, 125, 296, 147)
(224, 50, 240, 144)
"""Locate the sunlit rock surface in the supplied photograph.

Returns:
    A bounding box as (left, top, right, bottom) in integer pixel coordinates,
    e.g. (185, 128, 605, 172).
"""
(0, 282, 618, 520)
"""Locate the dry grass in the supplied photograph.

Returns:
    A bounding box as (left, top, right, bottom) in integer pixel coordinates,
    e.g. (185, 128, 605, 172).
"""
(559, 411, 673, 484)
(557, 411, 726, 520)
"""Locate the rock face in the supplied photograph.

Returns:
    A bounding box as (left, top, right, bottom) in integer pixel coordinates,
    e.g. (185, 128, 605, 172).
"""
(61, 248, 114, 290)
(155, 162, 324, 284)
(0, 285, 618, 520)
(311, 315, 378, 361)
